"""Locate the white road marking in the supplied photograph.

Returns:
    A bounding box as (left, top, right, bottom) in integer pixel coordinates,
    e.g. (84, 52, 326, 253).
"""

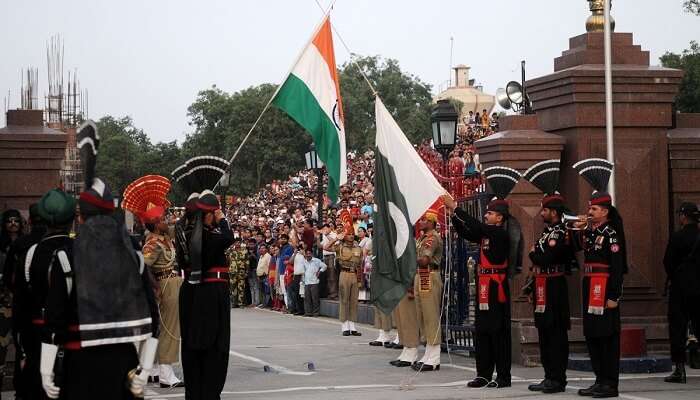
(229, 349, 315, 376)
(145, 376, 700, 399)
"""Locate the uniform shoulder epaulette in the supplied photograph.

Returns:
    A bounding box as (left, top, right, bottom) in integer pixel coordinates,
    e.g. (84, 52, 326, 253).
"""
(602, 225, 617, 236)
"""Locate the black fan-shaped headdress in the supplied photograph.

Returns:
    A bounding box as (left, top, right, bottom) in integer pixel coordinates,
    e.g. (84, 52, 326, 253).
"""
(573, 158, 614, 206)
(572, 158, 613, 193)
(483, 166, 521, 200)
(77, 120, 99, 189)
(483, 166, 521, 216)
(523, 159, 565, 210)
(523, 159, 560, 194)
(77, 120, 115, 213)
(173, 156, 229, 194)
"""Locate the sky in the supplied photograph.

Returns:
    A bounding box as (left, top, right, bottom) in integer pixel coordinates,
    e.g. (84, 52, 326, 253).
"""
(1, 0, 698, 143)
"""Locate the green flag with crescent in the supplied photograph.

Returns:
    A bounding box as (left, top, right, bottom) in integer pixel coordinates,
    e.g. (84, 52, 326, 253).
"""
(371, 97, 446, 315)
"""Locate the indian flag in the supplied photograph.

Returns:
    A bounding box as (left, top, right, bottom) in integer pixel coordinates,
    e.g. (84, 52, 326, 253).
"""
(272, 16, 347, 201)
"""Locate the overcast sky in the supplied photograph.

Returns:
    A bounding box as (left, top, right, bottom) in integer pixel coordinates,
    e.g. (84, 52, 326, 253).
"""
(1, 0, 698, 143)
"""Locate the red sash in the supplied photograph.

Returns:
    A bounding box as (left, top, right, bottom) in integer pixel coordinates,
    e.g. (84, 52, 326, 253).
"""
(534, 267, 565, 314)
(477, 245, 507, 311)
(584, 263, 609, 315)
(535, 276, 547, 313)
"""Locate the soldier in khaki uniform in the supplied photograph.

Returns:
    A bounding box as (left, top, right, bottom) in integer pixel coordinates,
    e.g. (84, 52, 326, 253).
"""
(142, 215, 185, 388)
(412, 209, 443, 372)
(325, 210, 363, 336)
(226, 240, 248, 307)
(389, 291, 420, 367)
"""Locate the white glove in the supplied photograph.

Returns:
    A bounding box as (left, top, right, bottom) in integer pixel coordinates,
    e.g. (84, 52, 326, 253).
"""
(40, 343, 60, 399)
(129, 368, 148, 398)
(129, 337, 159, 397)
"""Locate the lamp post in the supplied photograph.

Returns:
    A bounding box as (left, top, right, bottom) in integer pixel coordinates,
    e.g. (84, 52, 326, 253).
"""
(305, 144, 325, 228)
(431, 99, 458, 162)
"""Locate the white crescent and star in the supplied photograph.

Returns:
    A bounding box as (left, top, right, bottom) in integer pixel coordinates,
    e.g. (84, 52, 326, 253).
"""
(387, 201, 410, 258)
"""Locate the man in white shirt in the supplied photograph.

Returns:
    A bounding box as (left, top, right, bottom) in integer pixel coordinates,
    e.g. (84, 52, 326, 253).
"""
(302, 248, 327, 317)
(291, 244, 307, 315)
(320, 224, 338, 300)
(256, 244, 271, 308)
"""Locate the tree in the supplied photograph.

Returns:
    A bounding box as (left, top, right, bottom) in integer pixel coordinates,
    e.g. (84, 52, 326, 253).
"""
(184, 84, 311, 196)
(338, 55, 434, 150)
(684, 0, 700, 15)
(660, 41, 700, 113)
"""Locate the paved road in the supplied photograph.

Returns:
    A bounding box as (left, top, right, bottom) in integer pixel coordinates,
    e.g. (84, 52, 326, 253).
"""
(137, 308, 700, 400)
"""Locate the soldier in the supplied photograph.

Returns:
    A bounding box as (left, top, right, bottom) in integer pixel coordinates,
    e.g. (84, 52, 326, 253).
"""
(663, 202, 700, 384)
(389, 288, 419, 367)
(0, 209, 24, 388)
(227, 240, 249, 308)
(571, 158, 627, 399)
(412, 209, 444, 372)
(445, 165, 523, 389)
(369, 308, 393, 347)
(41, 121, 159, 399)
(523, 160, 574, 394)
(325, 210, 363, 336)
(172, 155, 233, 399)
(123, 176, 185, 389)
(13, 192, 71, 400)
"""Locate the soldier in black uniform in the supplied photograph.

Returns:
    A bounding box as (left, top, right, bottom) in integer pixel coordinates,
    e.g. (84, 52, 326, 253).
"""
(522, 160, 574, 394)
(445, 165, 523, 389)
(2, 204, 47, 398)
(663, 202, 700, 384)
(42, 121, 160, 400)
(172, 155, 233, 400)
(14, 190, 74, 400)
(572, 158, 627, 399)
(179, 190, 233, 399)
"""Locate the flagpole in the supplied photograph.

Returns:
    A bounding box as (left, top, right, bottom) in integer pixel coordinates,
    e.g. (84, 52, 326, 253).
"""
(215, 0, 338, 189)
(603, 0, 615, 204)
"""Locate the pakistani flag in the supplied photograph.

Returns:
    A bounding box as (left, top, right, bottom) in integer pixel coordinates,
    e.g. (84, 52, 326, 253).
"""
(371, 97, 445, 315)
(272, 16, 347, 201)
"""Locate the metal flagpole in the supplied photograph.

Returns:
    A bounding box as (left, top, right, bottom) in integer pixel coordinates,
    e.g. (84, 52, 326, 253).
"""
(603, 0, 615, 204)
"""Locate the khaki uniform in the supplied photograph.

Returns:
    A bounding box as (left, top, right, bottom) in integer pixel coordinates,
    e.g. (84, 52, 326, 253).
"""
(394, 293, 419, 348)
(335, 241, 362, 322)
(374, 306, 393, 331)
(414, 230, 443, 346)
(227, 248, 248, 306)
(142, 232, 183, 365)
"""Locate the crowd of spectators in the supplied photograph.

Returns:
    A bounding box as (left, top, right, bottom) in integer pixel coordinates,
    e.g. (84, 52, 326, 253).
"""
(219, 112, 499, 312)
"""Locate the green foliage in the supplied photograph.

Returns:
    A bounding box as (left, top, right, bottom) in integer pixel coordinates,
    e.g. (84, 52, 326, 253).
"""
(94, 55, 435, 201)
(339, 55, 433, 150)
(184, 84, 311, 196)
(684, 0, 700, 15)
(660, 41, 700, 113)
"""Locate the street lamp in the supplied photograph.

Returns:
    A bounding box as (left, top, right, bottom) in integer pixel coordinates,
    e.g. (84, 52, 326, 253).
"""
(431, 99, 458, 161)
(305, 144, 325, 228)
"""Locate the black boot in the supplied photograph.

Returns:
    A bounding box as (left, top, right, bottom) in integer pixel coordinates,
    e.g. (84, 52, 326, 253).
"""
(664, 362, 687, 384)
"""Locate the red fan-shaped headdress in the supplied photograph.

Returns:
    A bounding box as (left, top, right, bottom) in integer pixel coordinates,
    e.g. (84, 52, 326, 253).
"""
(122, 175, 172, 223)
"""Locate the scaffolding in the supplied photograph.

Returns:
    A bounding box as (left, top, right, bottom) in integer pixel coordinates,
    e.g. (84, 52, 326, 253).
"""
(45, 35, 88, 195)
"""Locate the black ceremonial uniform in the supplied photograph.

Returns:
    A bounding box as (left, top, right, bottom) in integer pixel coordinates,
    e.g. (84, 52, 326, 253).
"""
(579, 221, 625, 389)
(528, 222, 572, 387)
(452, 208, 512, 383)
(663, 222, 700, 364)
(180, 218, 233, 399)
(15, 232, 71, 400)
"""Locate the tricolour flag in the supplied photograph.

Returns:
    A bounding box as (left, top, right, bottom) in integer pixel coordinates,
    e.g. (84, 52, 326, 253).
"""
(272, 16, 347, 201)
(371, 97, 446, 315)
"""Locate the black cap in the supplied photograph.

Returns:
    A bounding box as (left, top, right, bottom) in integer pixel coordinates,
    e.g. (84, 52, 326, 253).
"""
(678, 202, 699, 218)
